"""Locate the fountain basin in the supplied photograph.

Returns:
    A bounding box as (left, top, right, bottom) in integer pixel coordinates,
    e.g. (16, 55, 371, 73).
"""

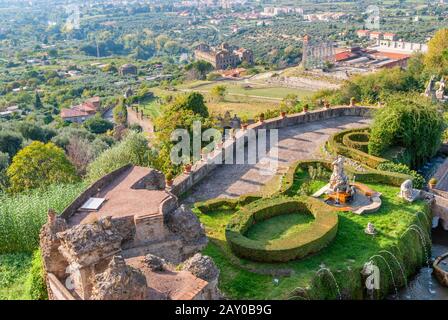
(312, 182, 382, 215)
(433, 252, 448, 287)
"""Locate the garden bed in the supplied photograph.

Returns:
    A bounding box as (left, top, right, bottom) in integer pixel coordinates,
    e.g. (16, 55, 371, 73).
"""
(194, 166, 431, 299)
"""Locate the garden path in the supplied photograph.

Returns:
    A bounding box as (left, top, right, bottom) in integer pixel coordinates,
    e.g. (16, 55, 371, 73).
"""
(182, 116, 371, 204)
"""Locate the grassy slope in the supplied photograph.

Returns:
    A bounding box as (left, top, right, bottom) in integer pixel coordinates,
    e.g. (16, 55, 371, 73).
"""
(196, 182, 429, 299)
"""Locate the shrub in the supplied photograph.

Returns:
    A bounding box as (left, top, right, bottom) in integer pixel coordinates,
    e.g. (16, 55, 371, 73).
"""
(225, 197, 338, 262)
(7, 141, 79, 193)
(24, 249, 47, 300)
(368, 93, 444, 168)
(87, 131, 151, 182)
(377, 162, 425, 189)
(83, 117, 113, 134)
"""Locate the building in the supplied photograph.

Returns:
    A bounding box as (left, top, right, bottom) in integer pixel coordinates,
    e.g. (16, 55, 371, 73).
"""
(194, 43, 254, 70)
(356, 30, 370, 38)
(261, 6, 303, 17)
(383, 33, 397, 41)
(373, 39, 428, 54)
(369, 31, 383, 40)
(119, 63, 138, 76)
(61, 97, 100, 123)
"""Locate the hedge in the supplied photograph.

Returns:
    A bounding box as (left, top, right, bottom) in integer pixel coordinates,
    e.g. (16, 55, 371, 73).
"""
(225, 197, 338, 262)
(342, 132, 370, 153)
(277, 159, 412, 197)
(327, 127, 387, 169)
(195, 194, 262, 213)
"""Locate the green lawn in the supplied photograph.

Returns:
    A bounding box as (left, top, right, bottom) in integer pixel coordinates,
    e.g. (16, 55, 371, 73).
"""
(183, 81, 313, 100)
(195, 181, 430, 299)
(139, 97, 162, 119)
(245, 213, 315, 242)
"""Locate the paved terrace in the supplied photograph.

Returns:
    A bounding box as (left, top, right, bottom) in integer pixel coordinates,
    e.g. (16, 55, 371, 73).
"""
(68, 166, 170, 226)
(183, 116, 371, 204)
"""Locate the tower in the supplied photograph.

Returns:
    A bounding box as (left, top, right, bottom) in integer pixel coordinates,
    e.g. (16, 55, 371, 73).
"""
(302, 34, 310, 69)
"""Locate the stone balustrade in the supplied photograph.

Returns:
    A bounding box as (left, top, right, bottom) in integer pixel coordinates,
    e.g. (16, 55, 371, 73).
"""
(169, 106, 376, 197)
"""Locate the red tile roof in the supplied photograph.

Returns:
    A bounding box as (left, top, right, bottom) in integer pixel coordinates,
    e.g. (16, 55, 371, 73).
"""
(334, 51, 354, 62)
(61, 107, 90, 118)
(61, 100, 99, 119)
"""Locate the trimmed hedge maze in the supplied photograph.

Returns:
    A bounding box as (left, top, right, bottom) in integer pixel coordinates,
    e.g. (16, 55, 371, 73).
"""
(342, 131, 370, 153)
(327, 127, 387, 169)
(225, 197, 338, 262)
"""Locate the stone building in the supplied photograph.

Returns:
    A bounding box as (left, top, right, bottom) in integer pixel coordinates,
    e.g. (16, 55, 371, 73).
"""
(194, 43, 254, 70)
(40, 165, 221, 300)
(119, 63, 138, 76)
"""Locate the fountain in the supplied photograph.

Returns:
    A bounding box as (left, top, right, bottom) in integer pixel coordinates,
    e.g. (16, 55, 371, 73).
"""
(312, 156, 382, 214)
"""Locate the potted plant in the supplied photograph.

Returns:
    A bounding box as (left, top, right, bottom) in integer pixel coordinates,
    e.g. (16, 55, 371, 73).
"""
(303, 104, 309, 113)
(350, 97, 356, 107)
(259, 112, 265, 123)
(429, 178, 438, 189)
(241, 115, 249, 130)
(165, 171, 174, 187)
(324, 101, 330, 109)
(279, 103, 287, 118)
(182, 156, 192, 174)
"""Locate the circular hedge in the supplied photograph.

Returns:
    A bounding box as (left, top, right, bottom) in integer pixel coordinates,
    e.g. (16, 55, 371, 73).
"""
(342, 131, 370, 153)
(225, 197, 338, 262)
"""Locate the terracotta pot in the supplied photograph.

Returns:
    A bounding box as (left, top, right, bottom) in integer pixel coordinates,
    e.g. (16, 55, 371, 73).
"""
(184, 164, 192, 174)
(303, 107, 309, 113)
(241, 123, 248, 130)
(429, 183, 436, 189)
(281, 111, 287, 118)
(166, 179, 173, 187)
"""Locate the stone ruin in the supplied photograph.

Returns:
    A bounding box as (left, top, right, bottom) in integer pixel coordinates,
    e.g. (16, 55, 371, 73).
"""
(39, 166, 221, 300)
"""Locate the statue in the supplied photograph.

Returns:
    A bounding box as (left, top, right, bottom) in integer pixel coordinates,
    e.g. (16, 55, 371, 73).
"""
(365, 222, 376, 235)
(436, 76, 446, 101)
(329, 156, 350, 193)
(424, 75, 436, 99)
(399, 179, 420, 202)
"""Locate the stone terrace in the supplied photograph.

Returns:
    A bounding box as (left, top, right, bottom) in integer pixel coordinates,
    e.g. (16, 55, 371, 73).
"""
(68, 166, 170, 226)
(183, 116, 371, 204)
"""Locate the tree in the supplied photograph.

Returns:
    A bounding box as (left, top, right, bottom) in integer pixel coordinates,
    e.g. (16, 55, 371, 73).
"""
(171, 92, 209, 118)
(7, 141, 78, 193)
(210, 85, 227, 102)
(87, 132, 151, 182)
(0, 131, 23, 157)
(34, 91, 43, 110)
(425, 28, 448, 76)
(83, 117, 114, 134)
(368, 93, 444, 168)
(17, 122, 56, 142)
(67, 137, 106, 176)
